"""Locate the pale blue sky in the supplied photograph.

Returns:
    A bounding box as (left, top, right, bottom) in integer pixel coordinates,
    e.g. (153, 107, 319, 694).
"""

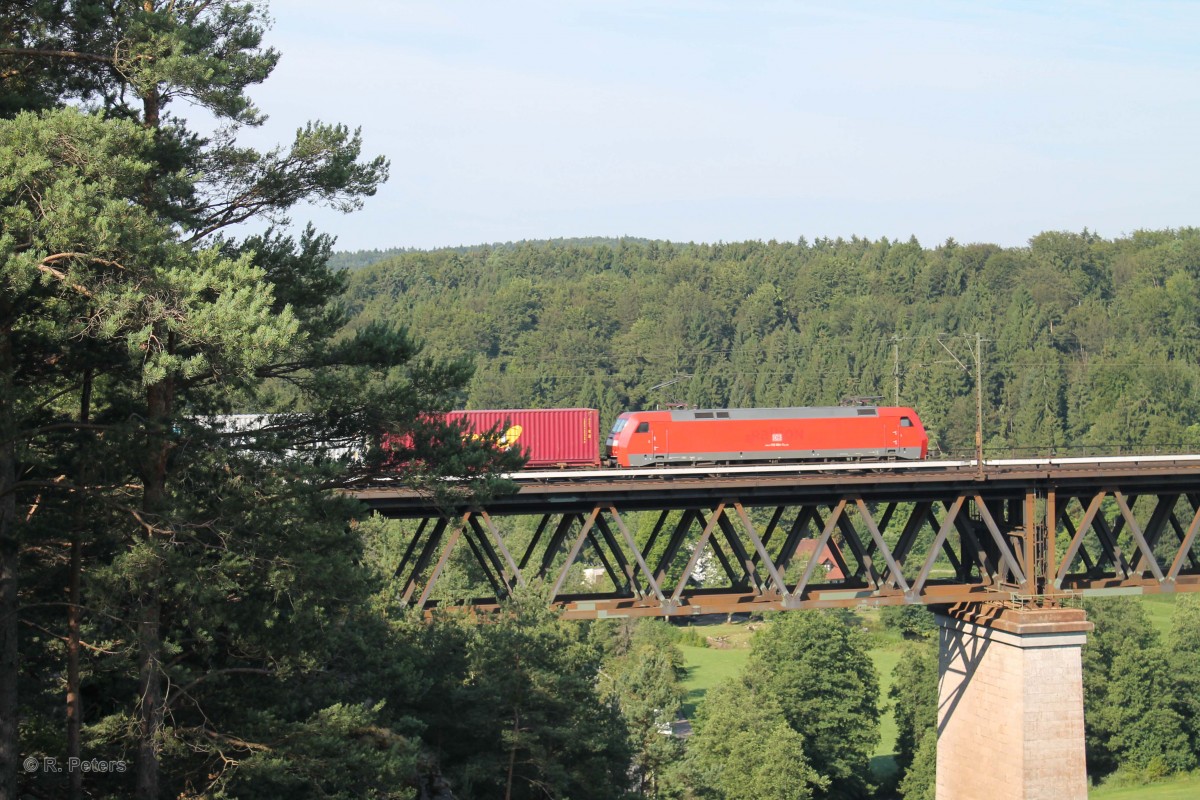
(233, 1, 1200, 251)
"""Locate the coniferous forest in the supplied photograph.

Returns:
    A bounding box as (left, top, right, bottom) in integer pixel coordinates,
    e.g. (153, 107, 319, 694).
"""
(3, 3, 1200, 800)
(341, 230, 1200, 459)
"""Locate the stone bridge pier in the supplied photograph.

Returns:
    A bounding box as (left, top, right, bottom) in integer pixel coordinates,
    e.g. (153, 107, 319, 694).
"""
(935, 603, 1093, 800)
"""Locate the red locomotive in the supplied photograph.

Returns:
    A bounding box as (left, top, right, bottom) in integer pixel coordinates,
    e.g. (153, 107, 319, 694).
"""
(603, 406, 928, 467)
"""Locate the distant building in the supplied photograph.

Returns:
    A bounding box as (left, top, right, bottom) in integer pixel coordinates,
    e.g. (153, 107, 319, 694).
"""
(795, 539, 845, 581)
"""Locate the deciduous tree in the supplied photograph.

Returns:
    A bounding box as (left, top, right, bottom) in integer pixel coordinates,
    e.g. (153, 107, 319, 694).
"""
(888, 641, 938, 774)
(686, 676, 824, 800)
(746, 611, 880, 799)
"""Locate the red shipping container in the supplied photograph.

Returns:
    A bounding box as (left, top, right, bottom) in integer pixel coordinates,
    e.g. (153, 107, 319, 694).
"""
(447, 408, 600, 468)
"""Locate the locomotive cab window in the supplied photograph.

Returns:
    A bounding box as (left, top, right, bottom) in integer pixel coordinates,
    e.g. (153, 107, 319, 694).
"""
(900, 417, 913, 427)
(636, 422, 650, 433)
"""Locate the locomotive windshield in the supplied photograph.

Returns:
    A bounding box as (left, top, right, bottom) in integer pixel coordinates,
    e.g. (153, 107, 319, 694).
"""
(610, 418, 628, 433)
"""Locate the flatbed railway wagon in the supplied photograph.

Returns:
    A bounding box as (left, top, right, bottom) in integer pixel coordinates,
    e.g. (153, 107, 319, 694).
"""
(604, 406, 928, 467)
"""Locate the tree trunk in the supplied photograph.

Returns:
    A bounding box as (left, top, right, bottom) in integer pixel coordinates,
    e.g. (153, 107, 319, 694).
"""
(0, 308, 20, 800)
(0, 455, 16, 800)
(134, 74, 168, 800)
(505, 709, 519, 800)
(136, 376, 172, 800)
(67, 368, 91, 800)
(67, 529, 81, 800)
(135, 581, 162, 800)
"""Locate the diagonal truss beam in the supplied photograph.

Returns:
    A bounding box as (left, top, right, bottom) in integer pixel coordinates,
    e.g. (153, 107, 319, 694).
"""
(372, 478, 1200, 614)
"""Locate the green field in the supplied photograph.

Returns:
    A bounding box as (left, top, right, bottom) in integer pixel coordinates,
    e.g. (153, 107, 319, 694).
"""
(1140, 594, 1178, 639)
(678, 622, 754, 718)
(1090, 772, 1200, 798)
(867, 638, 905, 788)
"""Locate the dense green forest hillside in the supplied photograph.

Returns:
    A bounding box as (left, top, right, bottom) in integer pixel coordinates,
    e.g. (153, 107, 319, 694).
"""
(327, 237, 646, 271)
(341, 230, 1200, 456)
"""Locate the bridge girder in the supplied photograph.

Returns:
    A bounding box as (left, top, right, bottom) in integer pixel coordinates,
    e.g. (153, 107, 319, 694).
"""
(354, 461, 1200, 618)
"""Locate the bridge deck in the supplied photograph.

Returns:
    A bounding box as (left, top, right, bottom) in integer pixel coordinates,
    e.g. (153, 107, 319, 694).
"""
(353, 457, 1200, 617)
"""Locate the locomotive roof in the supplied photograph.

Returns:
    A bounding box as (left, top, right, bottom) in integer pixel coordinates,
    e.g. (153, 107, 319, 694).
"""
(664, 406, 902, 422)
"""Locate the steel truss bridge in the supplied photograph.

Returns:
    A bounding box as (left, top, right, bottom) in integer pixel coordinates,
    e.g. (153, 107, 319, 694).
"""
(353, 456, 1200, 618)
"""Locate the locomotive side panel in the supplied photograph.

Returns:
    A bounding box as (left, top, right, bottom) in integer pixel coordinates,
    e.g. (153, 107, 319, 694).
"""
(611, 407, 927, 466)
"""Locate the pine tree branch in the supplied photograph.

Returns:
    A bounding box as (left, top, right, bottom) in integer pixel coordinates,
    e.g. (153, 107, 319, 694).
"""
(174, 667, 275, 699)
(1, 421, 121, 447)
(201, 727, 271, 753)
(0, 48, 116, 66)
(19, 619, 124, 655)
(42, 251, 126, 271)
(36, 263, 91, 297)
(16, 602, 134, 637)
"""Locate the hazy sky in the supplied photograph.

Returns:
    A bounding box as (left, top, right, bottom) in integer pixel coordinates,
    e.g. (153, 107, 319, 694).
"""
(228, 1, 1200, 252)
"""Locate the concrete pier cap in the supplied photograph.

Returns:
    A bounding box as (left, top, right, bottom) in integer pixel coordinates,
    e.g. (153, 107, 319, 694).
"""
(933, 602, 1093, 800)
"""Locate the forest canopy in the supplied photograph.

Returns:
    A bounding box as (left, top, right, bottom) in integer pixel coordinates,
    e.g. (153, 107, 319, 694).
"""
(340, 229, 1200, 456)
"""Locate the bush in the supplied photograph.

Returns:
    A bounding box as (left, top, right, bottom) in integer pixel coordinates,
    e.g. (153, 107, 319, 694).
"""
(880, 605, 937, 639)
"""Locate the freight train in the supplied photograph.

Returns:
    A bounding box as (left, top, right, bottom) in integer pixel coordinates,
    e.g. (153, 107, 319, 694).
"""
(441, 406, 928, 469)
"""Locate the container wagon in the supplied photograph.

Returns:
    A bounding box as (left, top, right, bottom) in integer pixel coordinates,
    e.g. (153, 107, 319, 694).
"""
(446, 408, 602, 468)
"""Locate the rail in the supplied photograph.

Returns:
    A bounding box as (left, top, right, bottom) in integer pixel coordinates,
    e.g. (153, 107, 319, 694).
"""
(485, 454, 1200, 483)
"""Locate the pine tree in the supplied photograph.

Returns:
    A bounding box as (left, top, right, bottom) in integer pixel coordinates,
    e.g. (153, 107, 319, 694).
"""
(433, 591, 631, 799)
(1, 4, 521, 797)
(596, 621, 687, 796)
(0, 106, 169, 800)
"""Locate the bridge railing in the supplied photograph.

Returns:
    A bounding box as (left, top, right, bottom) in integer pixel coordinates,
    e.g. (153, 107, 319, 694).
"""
(940, 443, 1200, 460)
